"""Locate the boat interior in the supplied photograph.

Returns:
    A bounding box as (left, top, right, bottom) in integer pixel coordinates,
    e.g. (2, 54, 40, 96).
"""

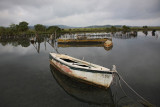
(60, 58, 92, 68)
(51, 53, 110, 71)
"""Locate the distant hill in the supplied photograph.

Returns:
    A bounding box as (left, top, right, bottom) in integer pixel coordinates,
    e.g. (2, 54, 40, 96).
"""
(55, 25, 75, 29)
(55, 25, 124, 28)
(29, 25, 74, 29)
(28, 26, 34, 29)
(29, 25, 160, 29)
(56, 25, 125, 28)
(85, 25, 123, 28)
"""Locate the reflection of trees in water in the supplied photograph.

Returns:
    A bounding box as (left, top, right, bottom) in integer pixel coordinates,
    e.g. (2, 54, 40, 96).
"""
(60, 32, 138, 40)
(0, 36, 30, 47)
(18, 38, 30, 47)
(30, 34, 60, 53)
(31, 35, 48, 53)
(60, 33, 112, 39)
(0, 32, 138, 53)
(0, 33, 58, 45)
(0, 33, 61, 54)
(142, 30, 159, 38)
(143, 31, 148, 36)
(152, 30, 156, 36)
(112, 32, 137, 39)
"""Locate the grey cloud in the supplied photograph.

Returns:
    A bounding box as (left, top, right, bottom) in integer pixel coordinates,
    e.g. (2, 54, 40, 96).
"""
(106, 0, 160, 20)
(0, 0, 52, 9)
(0, 0, 160, 26)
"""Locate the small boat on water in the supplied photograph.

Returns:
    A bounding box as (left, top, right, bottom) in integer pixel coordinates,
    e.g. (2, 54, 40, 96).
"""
(104, 39, 113, 48)
(103, 40, 113, 51)
(49, 53, 116, 88)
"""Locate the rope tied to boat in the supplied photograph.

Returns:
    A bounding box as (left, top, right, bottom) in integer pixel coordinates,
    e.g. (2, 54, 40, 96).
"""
(111, 65, 154, 106)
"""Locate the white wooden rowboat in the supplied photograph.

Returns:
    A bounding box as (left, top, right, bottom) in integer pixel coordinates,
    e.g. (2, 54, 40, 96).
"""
(49, 53, 116, 88)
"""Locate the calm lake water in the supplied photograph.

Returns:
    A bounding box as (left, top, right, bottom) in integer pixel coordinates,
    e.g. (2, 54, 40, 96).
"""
(0, 31, 160, 107)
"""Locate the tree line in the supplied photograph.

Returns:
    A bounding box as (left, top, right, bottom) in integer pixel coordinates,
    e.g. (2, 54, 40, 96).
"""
(0, 21, 61, 36)
(61, 25, 159, 33)
(0, 21, 159, 36)
(62, 25, 132, 33)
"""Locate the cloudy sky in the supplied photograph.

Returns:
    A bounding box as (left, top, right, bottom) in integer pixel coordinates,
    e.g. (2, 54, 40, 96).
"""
(0, 0, 160, 27)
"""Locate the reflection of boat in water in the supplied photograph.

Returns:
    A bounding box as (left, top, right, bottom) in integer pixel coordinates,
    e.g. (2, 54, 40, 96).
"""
(104, 45, 113, 51)
(50, 65, 114, 106)
(49, 53, 116, 88)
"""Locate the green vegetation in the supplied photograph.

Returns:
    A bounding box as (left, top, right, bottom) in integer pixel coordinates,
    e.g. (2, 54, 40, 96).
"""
(122, 25, 131, 33)
(62, 26, 160, 33)
(18, 21, 29, 32)
(110, 26, 117, 33)
(0, 21, 61, 37)
(46, 26, 61, 34)
(0, 21, 160, 37)
(34, 24, 46, 32)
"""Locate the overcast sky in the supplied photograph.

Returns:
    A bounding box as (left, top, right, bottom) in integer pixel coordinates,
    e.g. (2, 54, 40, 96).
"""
(0, 0, 160, 27)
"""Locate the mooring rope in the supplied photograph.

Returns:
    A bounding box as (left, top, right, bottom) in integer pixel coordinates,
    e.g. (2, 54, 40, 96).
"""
(112, 66, 152, 105)
(118, 74, 150, 103)
(118, 76, 127, 97)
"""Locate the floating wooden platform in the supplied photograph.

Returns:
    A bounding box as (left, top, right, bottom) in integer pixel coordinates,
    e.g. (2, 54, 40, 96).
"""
(58, 42, 103, 47)
(58, 38, 108, 43)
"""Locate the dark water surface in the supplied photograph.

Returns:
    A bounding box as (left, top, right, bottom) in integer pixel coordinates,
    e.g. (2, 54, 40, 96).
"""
(0, 31, 160, 107)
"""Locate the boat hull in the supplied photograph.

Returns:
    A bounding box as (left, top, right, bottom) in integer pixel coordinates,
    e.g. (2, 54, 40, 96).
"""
(49, 55, 113, 88)
(104, 42, 113, 48)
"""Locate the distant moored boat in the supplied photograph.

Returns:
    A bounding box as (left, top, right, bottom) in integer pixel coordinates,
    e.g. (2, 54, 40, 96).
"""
(104, 40, 113, 48)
